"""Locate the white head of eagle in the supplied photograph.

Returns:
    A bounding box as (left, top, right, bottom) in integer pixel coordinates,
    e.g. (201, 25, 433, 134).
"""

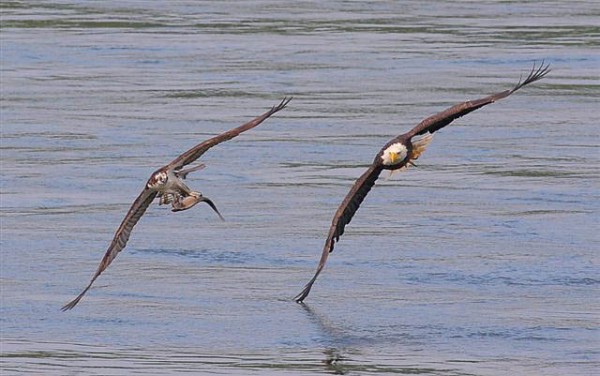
(381, 142, 408, 166)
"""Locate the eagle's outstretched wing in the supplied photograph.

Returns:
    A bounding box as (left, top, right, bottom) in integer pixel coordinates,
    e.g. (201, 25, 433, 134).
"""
(294, 165, 382, 302)
(406, 62, 550, 138)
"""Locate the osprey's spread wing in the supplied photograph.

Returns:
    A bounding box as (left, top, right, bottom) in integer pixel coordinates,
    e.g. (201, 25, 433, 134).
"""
(167, 97, 292, 170)
(62, 188, 157, 311)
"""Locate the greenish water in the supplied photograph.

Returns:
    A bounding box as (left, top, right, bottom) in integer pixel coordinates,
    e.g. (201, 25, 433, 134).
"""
(1, 1, 598, 375)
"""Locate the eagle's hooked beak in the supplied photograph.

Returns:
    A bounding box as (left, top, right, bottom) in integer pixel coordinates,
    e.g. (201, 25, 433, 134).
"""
(389, 151, 399, 164)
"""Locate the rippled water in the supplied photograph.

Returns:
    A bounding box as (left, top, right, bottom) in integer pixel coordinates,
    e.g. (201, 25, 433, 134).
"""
(1, 1, 598, 375)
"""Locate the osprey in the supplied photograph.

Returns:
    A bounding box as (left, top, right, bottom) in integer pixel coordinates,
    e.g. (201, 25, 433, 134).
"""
(62, 98, 291, 310)
(294, 63, 550, 303)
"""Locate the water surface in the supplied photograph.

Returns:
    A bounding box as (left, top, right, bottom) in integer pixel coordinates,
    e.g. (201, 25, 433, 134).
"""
(1, 1, 598, 375)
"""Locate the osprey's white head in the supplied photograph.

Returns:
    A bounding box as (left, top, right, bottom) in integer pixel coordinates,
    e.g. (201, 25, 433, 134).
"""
(147, 170, 168, 189)
(381, 142, 408, 166)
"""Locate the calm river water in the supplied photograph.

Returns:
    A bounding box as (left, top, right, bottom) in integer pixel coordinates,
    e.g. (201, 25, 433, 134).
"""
(1, 1, 598, 375)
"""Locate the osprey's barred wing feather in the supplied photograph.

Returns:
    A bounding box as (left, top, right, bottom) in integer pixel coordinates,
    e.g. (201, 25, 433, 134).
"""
(168, 97, 292, 170)
(62, 188, 157, 311)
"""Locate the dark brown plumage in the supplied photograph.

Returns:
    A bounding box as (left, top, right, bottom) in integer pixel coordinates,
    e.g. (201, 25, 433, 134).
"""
(294, 63, 550, 303)
(62, 98, 291, 311)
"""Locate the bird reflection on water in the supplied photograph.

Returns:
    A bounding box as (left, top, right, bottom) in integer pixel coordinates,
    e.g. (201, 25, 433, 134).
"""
(299, 303, 353, 375)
